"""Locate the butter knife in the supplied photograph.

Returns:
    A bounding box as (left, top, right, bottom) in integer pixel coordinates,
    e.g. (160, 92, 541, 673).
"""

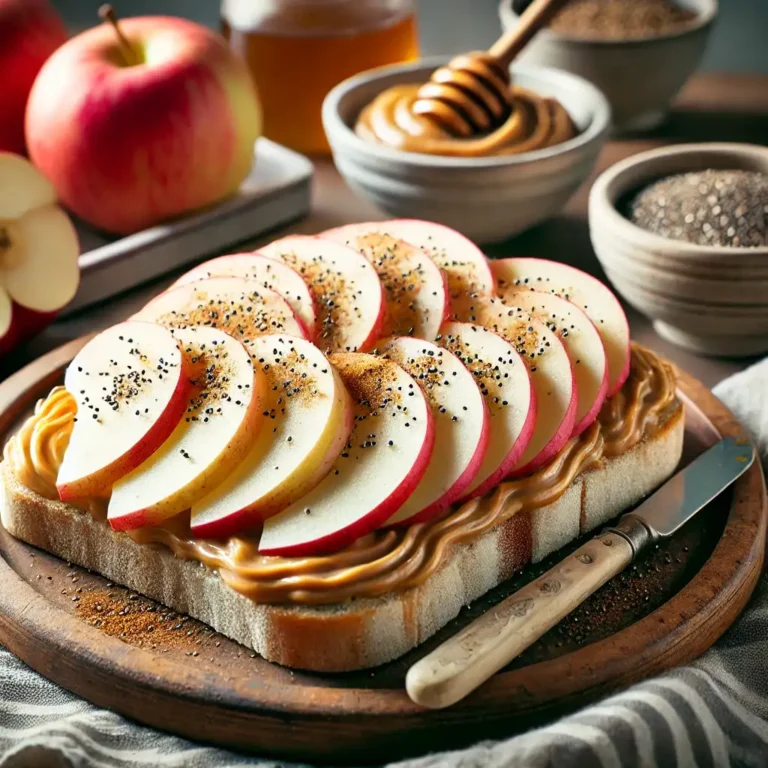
(406, 436, 755, 709)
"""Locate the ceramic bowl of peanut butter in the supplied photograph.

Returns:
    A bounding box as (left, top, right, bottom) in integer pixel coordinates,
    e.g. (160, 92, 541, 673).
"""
(322, 57, 610, 243)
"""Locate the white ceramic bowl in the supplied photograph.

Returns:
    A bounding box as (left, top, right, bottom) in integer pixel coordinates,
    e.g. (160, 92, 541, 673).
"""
(322, 58, 610, 244)
(589, 142, 768, 357)
(499, 0, 717, 131)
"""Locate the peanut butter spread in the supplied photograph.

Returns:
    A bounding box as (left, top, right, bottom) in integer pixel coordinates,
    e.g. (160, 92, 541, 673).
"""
(4, 345, 678, 606)
(355, 84, 577, 157)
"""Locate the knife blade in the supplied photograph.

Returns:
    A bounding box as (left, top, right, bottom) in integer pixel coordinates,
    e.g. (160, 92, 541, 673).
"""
(406, 436, 756, 709)
(622, 436, 754, 539)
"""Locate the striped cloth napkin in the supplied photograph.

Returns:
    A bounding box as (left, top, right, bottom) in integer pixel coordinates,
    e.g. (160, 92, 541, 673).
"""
(2, 357, 767, 768)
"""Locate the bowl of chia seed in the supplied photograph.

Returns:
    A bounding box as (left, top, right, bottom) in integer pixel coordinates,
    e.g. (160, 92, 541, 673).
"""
(499, 0, 717, 132)
(588, 142, 768, 357)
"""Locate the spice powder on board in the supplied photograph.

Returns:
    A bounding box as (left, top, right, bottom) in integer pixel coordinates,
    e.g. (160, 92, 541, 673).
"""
(76, 588, 213, 654)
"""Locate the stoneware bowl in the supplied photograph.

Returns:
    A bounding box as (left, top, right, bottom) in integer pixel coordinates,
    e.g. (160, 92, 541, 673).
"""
(589, 142, 768, 357)
(322, 58, 610, 243)
(499, 0, 717, 132)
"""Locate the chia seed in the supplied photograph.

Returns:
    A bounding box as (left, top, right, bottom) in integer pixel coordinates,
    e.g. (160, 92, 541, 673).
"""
(627, 169, 768, 248)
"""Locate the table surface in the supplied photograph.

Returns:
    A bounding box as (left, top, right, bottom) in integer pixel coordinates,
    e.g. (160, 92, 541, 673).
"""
(4, 72, 767, 389)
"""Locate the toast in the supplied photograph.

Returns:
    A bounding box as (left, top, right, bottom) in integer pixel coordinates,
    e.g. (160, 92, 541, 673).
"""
(0, 225, 685, 672)
(0, 402, 683, 671)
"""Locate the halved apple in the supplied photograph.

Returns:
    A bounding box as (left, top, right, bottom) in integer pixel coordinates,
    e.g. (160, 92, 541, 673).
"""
(491, 258, 630, 396)
(325, 219, 495, 303)
(454, 295, 577, 477)
(133, 276, 309, 343)
(258, 235, 385, 353)
(503, 289, 608, 437)
(259, 353, 435, 556)
(190, 334, 353, 538)
(323, 227, 448, 340)
(377, 335, 489, 525)
(108, 326, 265, 531)
(437, 322, 535, 499)
(169, 253, 318, 340)
(57, 321, 192, 500)
(0, 152, 79, 354)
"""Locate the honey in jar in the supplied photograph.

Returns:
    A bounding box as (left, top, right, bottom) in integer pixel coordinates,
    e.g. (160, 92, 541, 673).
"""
(221, 0, 419, 155)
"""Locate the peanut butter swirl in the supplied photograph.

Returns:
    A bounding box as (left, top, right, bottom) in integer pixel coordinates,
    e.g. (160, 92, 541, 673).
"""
(4, 345, 677, 606)
(355, 84, 577, 157)
(6, 387, 75, 499)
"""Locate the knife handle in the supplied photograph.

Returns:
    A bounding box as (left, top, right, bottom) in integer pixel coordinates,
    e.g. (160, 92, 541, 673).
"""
(406, 531, 635, 709)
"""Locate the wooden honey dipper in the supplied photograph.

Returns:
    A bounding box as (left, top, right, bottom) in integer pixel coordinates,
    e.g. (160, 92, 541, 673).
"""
(412, 0, 571, 137)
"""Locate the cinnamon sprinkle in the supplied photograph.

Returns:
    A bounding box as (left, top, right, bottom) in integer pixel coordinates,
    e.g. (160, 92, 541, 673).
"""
(152, 284, 298, 344)
(329, 353, 401, 408)
(276, 250, 363, 353)
(349, 233, 429, 337)
(75, 588, 211, 651)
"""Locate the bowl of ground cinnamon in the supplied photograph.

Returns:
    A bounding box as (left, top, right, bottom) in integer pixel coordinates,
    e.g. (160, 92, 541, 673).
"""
(589, 142, 768, 357)
(499, 0, 717, 131)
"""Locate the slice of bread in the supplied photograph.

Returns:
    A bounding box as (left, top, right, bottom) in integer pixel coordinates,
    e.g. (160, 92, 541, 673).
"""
(0, 402, 683, 672)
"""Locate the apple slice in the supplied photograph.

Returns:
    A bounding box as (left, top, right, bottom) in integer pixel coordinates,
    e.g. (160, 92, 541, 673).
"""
(133, 276, 309, 343)
(258, 235, 385, 353)
(502, 289, 608, 437)
(170, 253, 318, 340)
(376, 335, 489, 525)
(323, 227, 448, 340)
(454, 295, 577, 476)
(108, 326, 265, 531)
(491, 258, 630, 396)
(437, 322, 535, 499)
(0, 152, 79, 354)
(190, 335, 353, 538)
(259, 353, 435, 556)
(57, 321, 193, 500)
(325, 219, 495, 302)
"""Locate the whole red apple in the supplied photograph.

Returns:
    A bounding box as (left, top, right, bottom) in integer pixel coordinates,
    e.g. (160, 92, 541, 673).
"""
(25, 10, 262, 235)
(0, 0, 68, 155)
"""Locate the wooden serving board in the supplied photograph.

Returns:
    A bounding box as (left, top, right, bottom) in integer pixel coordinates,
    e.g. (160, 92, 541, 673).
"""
(0, 339, 765, 765)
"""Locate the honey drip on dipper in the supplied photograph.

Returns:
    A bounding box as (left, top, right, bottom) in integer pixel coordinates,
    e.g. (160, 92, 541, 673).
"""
(356, 0, 578, 157)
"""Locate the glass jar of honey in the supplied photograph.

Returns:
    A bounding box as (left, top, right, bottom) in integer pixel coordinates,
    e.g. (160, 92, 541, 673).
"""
(221, 0, 419, 155)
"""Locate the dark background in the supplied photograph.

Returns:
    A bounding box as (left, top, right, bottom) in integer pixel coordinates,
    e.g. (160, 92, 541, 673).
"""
(51, 0, 767, 73)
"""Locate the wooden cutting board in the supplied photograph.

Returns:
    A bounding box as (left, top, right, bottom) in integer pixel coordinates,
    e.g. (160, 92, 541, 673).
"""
(0, 338, 765, 765)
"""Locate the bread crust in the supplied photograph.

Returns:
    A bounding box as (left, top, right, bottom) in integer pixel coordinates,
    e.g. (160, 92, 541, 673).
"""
(0, 406, 684, 672)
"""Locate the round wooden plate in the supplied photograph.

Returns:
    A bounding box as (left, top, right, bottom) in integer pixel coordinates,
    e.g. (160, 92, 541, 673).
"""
(0, 339, 765, 764)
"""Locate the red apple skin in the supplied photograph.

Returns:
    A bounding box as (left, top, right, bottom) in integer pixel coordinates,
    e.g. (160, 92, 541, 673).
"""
(394, 402, 490, 526)
(572, 347, 609, 437)
(491, 258, 631, 397)
(507, 360, 578, 479)
(26, 16, 261, 235)
(0, 0, 67, 155)
(57, 355, 195, 501)
(460, 369, 538, 502)
(516, 258, 630, 398)
(609, 344, 632, 397)
(190, 390, 354, 539)
(0, 303, 58, 356)
(258, 405, 436, 557)
(355, 290, 387, 352)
